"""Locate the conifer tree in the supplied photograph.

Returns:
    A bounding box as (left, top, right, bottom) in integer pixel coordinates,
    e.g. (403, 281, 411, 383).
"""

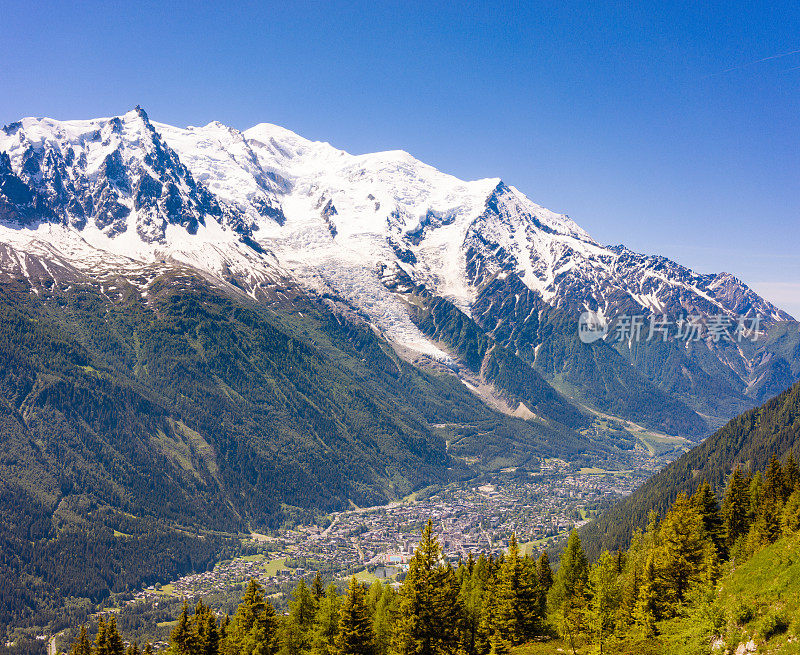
(749, 471, 763, 522)
(548, 531, 588, 655)
(70, 626, 93, 655)
(760, 456, 786, 541)
(765, 455, 787, 504)
(222, 579, 278, 655)
(536, 551, 553, 591)
(334, 576, 374, 655)
(95, 616, 125, 655)
(535, 551, 553, 621)
(633, 554, 658, 637)
(782, 489, 800, 534)
(463, 553, 491, 655)
(691, 481, 725, 556)
(391, 520, 464, 655)
(195, 601, 219, 655)
(170, 603, 199, 655)
(492, 535, 541, 644)
(282, 579, 318, 653)
(654, 493, 717, 611)
(372, 584, 396, 655)
(94, 617, 107, 655)
(616, 531, 642, 632)
(143, 644, 154, 655)
(313, 572, 325, 601)
(784, 450, 799, 495)
(488, 632, 510, 655)
(722, 467, 751, 549)
(587, 551, 619, 655)
(126, 643, 140, 655)
(292, 580, 319, 632)
(309, 583, 341, 655)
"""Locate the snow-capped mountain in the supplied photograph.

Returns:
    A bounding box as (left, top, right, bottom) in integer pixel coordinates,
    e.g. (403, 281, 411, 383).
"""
(0, 107, 797, 433)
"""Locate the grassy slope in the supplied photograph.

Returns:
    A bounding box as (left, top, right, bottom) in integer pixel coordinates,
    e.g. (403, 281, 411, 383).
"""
(513, 532, 800, 654)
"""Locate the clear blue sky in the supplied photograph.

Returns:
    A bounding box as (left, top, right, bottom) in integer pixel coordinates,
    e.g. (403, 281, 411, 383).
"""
(2, 1, 798, 315)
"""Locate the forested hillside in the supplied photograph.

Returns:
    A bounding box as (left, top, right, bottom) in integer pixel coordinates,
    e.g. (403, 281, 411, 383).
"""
(581, 380, 800, 557)
(0, 268, 604, 632)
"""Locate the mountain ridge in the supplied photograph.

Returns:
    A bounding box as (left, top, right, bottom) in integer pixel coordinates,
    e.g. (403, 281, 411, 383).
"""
(1, 106, 798, 437)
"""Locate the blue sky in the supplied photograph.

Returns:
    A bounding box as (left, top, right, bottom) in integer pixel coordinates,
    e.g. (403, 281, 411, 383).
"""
(2, 1, 798, 315)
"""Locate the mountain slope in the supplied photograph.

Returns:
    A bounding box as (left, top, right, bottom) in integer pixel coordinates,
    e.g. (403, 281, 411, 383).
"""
(581, 380, 800, 557)
(1, 108, 796, 439)
(0, 249, 610, 628)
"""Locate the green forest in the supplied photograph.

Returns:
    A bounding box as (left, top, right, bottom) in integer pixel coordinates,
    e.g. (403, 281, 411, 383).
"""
(582, 380, 800, 557)
(52, 450, 800, 655)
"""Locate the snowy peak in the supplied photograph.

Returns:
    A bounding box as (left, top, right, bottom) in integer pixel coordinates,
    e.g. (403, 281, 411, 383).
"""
(0, 108, 222, 242)
(0, 107, 793, 332)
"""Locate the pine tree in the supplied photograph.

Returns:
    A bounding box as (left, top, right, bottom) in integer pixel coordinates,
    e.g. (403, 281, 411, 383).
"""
(372, 584, 396, 655)
(195, 601, 219, 655)
(784, 450, 800, 495)
(391, 520, 464, 655)
(143, 644, 154, 655)
(70, 626, 93, 655)
(282, 579, 318, 653)
(94, 617, 108, 655)
(722, 467, 751, 549)
(488, 632, 510, 655)
(95, 616, 124, 655)
(691, 481, 725, 556)
(107, 617, 125, 655)
(760, 456, 786, 542)
(170, 603, 199, 655)
(309, 583, 341, 655)
(222, 579, 278, 655)
(313, 572, 325, 601)
(765, 455, 787, 504)
(633, 554, 658, 637)
(536, 551, 553, 621)
(587, 551, 619, 655)
(548, 531, 588, 655)
(653, 493, 717, 611)
(782, 489, 800, 534)
(492, 535, 541, 644)
(292, 580, 319, 632)
(334, 576, 374, 655)
(463, 553, 491, 655)
(126, 643, 140, 655)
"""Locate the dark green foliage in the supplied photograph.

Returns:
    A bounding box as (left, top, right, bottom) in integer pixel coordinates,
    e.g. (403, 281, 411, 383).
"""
(391, 520, 465, 655)
(470, 277, 711, 437)
(582, 381, 800, 557)
(333, 577, 373, 655)
(691, 481, 725, 556)
(404, 289, 588, 431)
(221, 580, 278, 655)
(548, 531, 588, 654)
(95, 616, 125, 655)
(0, 267, 621, 630)
(70, 626, 93, 655)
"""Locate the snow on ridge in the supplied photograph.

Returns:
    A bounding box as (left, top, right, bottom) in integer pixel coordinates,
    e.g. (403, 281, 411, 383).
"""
(0, 109, 793, 346)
